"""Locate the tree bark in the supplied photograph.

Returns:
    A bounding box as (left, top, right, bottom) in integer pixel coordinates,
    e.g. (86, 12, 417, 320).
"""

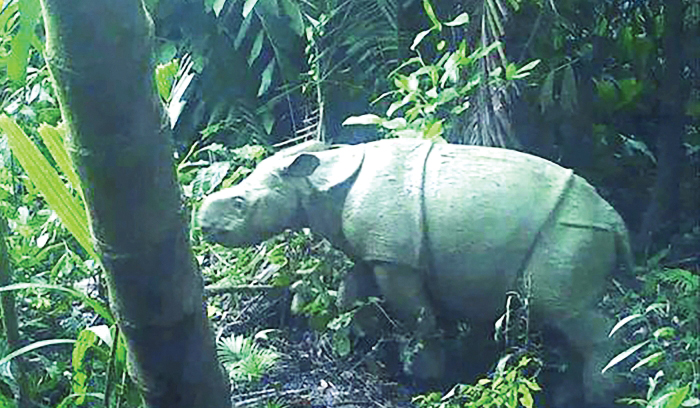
(39, 1, 230, 406)
(637, 0, 686, 250)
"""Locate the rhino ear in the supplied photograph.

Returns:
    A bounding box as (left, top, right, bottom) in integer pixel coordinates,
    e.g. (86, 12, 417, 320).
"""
(284, 154, 320, 177)
(305, 144, 364, 191)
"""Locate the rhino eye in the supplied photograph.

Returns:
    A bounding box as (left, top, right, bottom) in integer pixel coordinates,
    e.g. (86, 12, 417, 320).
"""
(231, 196, 246, 211)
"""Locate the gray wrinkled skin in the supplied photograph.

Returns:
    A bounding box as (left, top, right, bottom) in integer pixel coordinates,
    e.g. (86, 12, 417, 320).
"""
(199, 139, 633, 407)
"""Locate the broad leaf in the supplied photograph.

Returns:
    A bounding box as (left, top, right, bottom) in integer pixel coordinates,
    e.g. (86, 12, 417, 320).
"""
(0, 115, 97, 260)
(445, 12, 469, 27)
(342, 114, 382, 126)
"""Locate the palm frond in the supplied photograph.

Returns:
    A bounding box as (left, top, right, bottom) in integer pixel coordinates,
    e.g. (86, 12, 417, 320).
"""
(447, 0, 520, 146)
(299, 0, 400, 141)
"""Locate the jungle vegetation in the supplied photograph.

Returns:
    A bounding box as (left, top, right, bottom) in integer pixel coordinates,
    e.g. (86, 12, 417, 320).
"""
(0, 0, 697, 407)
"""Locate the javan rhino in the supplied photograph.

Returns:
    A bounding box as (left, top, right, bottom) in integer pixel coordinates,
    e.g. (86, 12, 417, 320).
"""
(199, 139, 633, 407)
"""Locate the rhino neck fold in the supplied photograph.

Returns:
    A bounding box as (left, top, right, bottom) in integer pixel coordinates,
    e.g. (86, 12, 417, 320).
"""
(301, 155, 364, 256)
(341, 140, 435, 269)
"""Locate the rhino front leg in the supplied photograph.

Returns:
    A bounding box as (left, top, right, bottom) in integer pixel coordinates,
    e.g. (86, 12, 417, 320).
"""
(372, 262, 437, 336)
(372, 262, 443, 379)
(337, 262, 386, 338)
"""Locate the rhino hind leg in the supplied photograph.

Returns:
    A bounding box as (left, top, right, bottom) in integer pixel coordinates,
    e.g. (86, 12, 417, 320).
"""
(526, 217, 622, 406)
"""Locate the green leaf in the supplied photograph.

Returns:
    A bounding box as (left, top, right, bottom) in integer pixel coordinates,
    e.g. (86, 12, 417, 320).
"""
(342, 114, 382, 126)
(410, 29, 434, 51)
(652, 326, 675, 340)
(519, 387, 534, 408)
(630, 351, 664, 371)
(601, 340, 650, 374)
(155, 59, 179, 101)
(380, 118, 407, 130)
(505, 63, 518, 80)
(0, 282, 114, 323)
(663, 384, 691, 408)
(440, 53, 460, 86)
(423, 120, 443, 139)
(212, 0, 227, 17)
(6, 0, 42, 83)
(37, 124, 82, 192)
(608, 313, 644, 337)
(242, 0, 260, 18)
(469, 41, 502, 62)
(422, 0, 441, 30)
(0, 339, 75, 366)
(7, 28, 30, 83)
(516, 59, 541, 74)
(444, 12, 469, 27)
(0, 115, 97, 260)
(393, 74, 410, 91)
(387, 94, 412, 118)
(257, 59, 274, 97)
(234, 13, 253, 49)
(248, 31, 264, 67)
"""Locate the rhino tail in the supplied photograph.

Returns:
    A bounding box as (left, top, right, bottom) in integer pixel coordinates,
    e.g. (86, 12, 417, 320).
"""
(614, 216, 637, 284)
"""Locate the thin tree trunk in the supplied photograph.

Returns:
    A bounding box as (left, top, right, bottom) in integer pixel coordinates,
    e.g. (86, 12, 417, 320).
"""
(0, 217, 29, 408)
(39, 1, 229, 406)
(637, 0, 686, 250)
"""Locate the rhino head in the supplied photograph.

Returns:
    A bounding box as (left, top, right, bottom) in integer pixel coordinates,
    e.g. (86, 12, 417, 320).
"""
(198, 141, 363, 247)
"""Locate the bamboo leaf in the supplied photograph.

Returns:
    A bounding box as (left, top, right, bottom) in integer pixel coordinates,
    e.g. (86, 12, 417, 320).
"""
(601, 340, 650, 374)
(0, 115, 97, 260)
(608, 313, 644, 337)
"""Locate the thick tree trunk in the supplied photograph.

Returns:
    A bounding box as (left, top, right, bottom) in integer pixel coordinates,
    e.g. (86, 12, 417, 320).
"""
(39, 1, 229, 407)
(637, 0, 686, 250)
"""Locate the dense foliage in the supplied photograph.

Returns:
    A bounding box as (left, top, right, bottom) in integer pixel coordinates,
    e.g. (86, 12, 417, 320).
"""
(0, 0, 697, 407)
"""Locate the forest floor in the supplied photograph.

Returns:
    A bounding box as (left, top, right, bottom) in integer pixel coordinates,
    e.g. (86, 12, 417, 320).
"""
(208, 289, 422, 408)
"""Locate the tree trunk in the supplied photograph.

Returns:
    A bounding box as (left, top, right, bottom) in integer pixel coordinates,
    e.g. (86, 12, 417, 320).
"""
(39, 1, 230, 406)
(637, 0, 686, 251)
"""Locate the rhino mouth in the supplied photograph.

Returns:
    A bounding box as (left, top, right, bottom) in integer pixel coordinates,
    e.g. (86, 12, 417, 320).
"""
(201, 226, 233, 246)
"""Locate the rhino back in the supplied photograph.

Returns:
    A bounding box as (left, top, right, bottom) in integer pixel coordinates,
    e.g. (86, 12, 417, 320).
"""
(423, 144, 575, 317)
